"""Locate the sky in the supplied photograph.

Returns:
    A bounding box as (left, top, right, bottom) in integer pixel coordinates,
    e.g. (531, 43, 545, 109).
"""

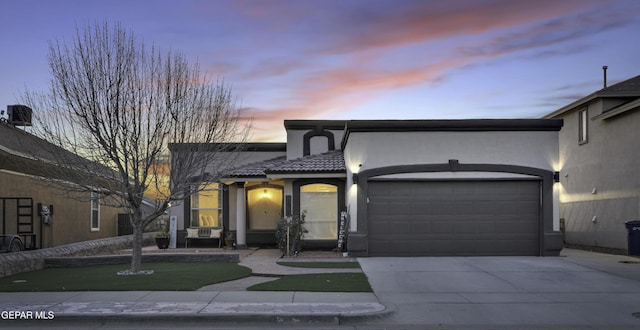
(2, 0, 640, 141)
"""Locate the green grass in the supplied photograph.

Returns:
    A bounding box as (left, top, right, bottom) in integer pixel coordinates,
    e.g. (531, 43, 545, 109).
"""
(277, 261, 361, 269)
(247, 273, 372, 292)
(0, 262, 252, 292)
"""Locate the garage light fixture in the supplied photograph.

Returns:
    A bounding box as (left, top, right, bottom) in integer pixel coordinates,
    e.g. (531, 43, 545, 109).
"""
(352, 164, 362, 185)
(553, 171, 560, 182)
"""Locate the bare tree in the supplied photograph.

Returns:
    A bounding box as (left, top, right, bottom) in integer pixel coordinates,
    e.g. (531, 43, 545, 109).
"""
(23, 22, 250, 273)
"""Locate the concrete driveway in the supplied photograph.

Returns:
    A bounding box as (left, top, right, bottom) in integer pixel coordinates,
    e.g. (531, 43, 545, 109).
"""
(358, 249, 640, 328)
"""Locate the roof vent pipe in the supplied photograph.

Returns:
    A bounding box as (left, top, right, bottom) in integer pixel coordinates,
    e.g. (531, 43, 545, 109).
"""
(602, 65, 608, 88)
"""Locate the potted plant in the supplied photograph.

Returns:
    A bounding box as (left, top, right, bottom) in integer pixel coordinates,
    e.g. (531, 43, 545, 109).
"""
(224, 231, 235, 249)
(154, 231, 170, 249)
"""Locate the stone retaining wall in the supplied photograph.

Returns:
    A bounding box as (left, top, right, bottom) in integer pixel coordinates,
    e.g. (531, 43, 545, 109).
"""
(45, 253, 239, 267)
(0, 234, 154, 278)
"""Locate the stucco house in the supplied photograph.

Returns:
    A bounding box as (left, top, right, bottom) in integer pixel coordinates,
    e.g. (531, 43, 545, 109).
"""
(0, 105, 125, 249)
(170, 118, 564, 256)
(545, 74, 640, 253)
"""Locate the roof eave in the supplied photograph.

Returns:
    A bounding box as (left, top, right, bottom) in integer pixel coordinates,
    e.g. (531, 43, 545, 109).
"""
(544, 91, 640, 119)
(544, 94, 599, 118)
(266, 172, 347, 179)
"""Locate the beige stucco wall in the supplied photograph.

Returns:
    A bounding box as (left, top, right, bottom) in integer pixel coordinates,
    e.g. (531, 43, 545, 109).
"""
(0, 170, 120, 248)
(343, 130, 561, 232)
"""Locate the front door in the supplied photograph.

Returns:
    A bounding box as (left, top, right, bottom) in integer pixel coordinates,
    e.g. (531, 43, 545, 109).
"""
(246, 184, 283, 245)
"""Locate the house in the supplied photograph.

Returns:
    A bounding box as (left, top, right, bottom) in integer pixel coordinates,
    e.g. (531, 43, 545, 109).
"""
(545, 74, 640, 254)
(170, 118, 564, 256)
(0, 105, 125, 249)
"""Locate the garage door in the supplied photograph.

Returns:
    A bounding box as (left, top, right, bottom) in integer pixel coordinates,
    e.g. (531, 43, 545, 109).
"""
(367, 180, 540, 256)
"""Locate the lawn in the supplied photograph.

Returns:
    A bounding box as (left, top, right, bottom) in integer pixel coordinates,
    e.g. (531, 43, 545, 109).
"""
(0, 262, 252, 292)
(247, 273, 372, 292)
(277, 261, 361, 269)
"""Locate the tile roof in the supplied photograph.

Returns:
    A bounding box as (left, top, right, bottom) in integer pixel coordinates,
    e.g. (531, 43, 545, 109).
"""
(223, 156, 288, 177)
(267, 150, 346, 174)
(224, 150, 346, 178)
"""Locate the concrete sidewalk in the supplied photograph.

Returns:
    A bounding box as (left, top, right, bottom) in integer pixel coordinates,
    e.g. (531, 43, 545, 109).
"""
(0, 248, 388, 326)
(0, 291, 386, 325)
(3, 248, 640, 328)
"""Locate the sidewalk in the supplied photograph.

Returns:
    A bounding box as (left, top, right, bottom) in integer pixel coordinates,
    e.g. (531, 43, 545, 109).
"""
(0, 248, 389, 326)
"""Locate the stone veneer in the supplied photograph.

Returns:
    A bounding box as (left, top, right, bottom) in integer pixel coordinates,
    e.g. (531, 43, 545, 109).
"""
(0, 234, 155, 278)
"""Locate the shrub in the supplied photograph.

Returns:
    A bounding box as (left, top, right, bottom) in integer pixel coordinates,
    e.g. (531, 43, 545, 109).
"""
(275, 211, 307, 256)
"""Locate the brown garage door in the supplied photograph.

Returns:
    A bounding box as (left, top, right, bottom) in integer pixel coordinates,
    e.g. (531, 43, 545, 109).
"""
(367, 180, 540, 256)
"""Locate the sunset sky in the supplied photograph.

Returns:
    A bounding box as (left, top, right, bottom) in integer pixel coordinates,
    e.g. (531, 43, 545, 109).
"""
(2, 0, 639, 141)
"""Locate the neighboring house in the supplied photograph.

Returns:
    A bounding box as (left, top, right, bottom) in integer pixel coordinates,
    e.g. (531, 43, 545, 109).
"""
(0, 106, 125, 248)
(170, 118, 564, 256)
(545, 74, 640, 253)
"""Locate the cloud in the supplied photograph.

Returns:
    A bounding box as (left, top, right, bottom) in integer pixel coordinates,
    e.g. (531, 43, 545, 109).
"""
(308, 0, 599, 55)
(459, 6, 634, 58)
(196, 0, 636, 141)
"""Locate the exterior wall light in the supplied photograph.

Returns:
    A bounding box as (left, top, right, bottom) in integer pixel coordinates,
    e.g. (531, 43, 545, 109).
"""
(553, 171, 560, 182)
(352, 163, 362, 185)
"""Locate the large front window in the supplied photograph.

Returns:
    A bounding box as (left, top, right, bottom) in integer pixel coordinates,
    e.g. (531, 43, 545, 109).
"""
(191, 183, 221, 227)
(300, 183, 337, 239)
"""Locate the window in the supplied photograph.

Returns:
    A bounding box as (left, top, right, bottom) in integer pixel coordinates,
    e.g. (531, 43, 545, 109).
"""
(90, 192, 100, 231)
(191, 183, 222, 227)
(579, 108, 588, 143)
(300, 183, 338, 239)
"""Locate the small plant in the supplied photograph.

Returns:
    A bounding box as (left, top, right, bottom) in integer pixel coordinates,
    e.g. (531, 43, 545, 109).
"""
(275, 211, 307, 256)
(153, 230, 170, 249)
(225, 231, 235, 240)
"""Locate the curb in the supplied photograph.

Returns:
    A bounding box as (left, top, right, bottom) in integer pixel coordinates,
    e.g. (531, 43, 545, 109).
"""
(2, 305, 393, 326)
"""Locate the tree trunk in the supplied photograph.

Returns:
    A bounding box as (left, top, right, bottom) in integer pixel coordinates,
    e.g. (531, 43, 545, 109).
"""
(130, 222, 143, 273)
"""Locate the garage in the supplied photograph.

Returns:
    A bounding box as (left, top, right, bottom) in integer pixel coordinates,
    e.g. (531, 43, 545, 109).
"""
(367, 180, 541, 256)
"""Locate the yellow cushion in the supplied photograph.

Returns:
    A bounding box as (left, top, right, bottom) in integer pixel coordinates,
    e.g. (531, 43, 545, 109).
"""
(186, 228, 198, 238)
(210, 229, 223, 238)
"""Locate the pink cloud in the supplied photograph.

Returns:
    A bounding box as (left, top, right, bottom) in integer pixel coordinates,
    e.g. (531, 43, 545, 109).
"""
(308, 0, 601, 54)
(199, 0, 627, 141)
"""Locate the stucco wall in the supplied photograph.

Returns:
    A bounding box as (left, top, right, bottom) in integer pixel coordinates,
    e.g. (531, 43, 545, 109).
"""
(0, 170, 120, 248)
(344, 130, 560, 232)
(286, 129, 345, 160)
(557, 105, 640, 250)
(169, 149, 286, 231)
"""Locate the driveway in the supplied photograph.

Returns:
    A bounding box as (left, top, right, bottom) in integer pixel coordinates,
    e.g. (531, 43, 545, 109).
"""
(358, 249, 640, 328)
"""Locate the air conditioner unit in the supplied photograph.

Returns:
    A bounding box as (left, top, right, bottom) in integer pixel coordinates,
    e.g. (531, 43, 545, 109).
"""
(7, 105, 33, 126)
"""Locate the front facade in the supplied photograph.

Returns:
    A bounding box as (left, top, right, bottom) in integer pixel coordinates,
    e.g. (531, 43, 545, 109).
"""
(171, 118, 563, 256)
(545, 75, 640, 253)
